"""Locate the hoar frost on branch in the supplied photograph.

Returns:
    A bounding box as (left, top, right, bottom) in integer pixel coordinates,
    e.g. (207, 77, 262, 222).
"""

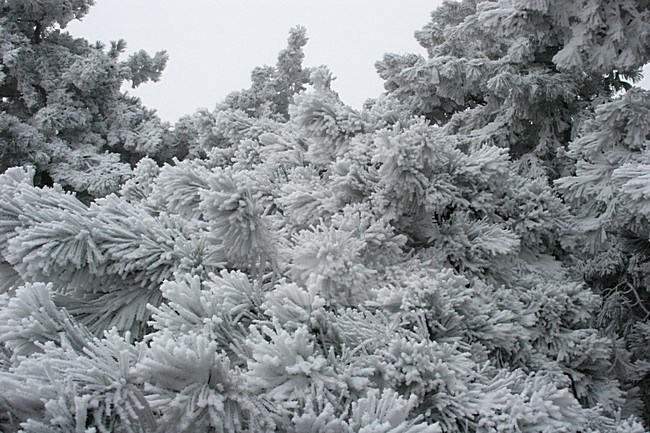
(1, 1, 650, 432)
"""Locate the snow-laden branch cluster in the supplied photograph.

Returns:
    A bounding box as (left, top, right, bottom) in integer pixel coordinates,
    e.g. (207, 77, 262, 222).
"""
(1, 0, 650, 431)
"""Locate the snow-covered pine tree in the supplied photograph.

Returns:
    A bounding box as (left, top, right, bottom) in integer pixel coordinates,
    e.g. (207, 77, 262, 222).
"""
(0, 0, 176, 200)
(220, 25, 311, 121)
(176, 26, 316, 161)
(375, 0, 649, 178)
(556, 88, 650, 423)
(377, 0, 650, 419)
(1, 2, 650, 432)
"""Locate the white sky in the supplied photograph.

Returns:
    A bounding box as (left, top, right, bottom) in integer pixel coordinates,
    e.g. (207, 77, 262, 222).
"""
(67, 1, 442, 122)
(67, 1, 650, 123)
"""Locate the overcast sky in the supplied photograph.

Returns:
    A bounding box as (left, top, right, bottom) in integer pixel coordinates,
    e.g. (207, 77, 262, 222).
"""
(67, 1, 442, 122)
(68, 1, 650, 123)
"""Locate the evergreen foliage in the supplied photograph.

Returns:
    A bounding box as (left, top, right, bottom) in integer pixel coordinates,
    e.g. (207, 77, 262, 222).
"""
(1, 1, 650, 432)
(375, 0, 649, 177)
(0, 0, 177, 200)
